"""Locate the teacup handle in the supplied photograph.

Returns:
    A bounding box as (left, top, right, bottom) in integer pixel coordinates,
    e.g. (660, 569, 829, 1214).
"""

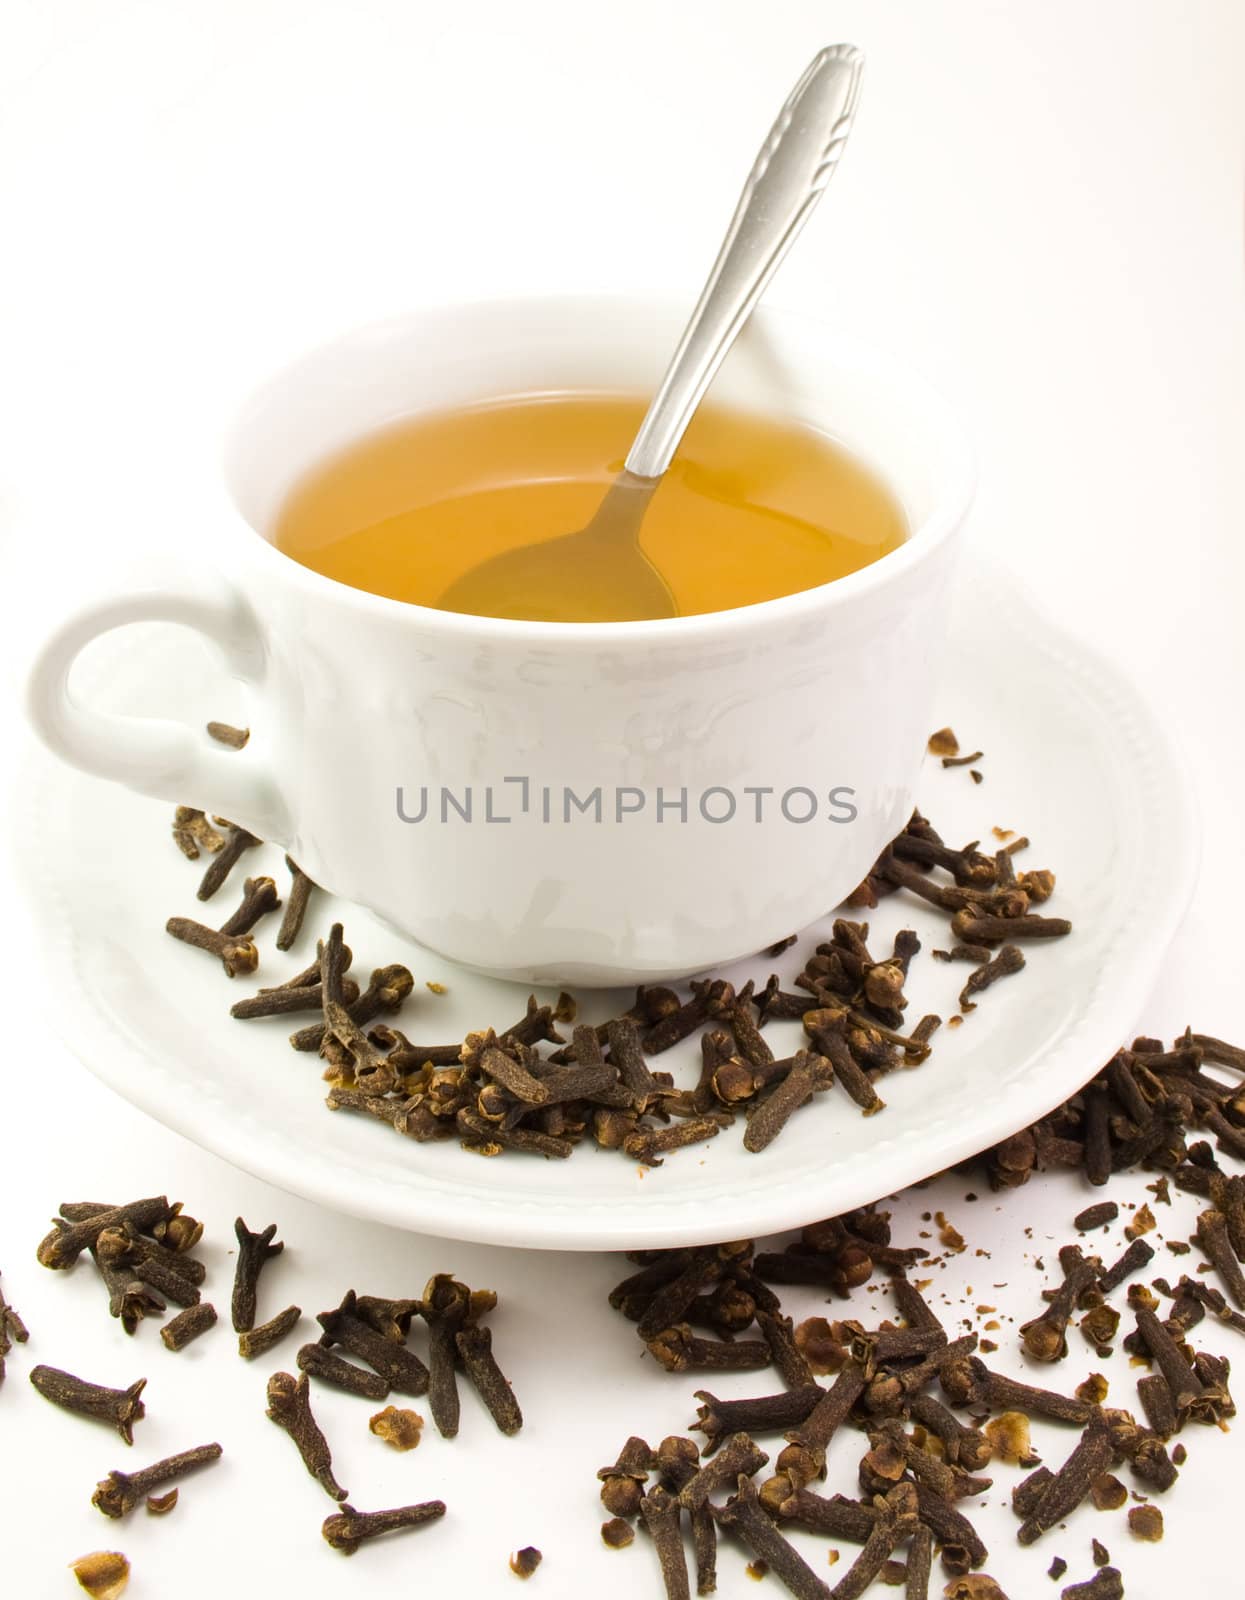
(25, 571, 291, 844)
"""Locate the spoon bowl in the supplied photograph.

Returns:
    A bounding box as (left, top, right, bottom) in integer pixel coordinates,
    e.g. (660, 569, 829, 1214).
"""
(436, 471, 671, 621)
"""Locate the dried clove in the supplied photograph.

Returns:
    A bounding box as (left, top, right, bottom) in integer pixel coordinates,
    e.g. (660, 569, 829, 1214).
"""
(418, 1275, 473, 1435)
(744, 1053, 834, 1152)
(950, 910, 1072, 943)
(678, 1432, 768, 1511)
(1195, 1207, 1245, 1307)
(196, 824, 260, 900)
(905, 1523, 932, 1600)
(218, 874, 281, 937)
(958, 945, 1025, 1011)
(692, 1386, 823, 1454)
(30, 1366, 146, 1444)
(318, 1291, 430, 1397)
(827, 1483, 917, 1600)
(322, 1499, 447, 1554)
(92, 1443, 222, 1518)
(940, 1356, 1092, 1425)
(712, 1473, 833, 1600)
(238, 1304, 301, 1360)
(298, 1342, 390, 1400)
(1020, 1246, 1101, 1362)
(266, 1371, 347, 1500)
(803, 1010, 885, 1116)
(765, 1482, 876, 1543)
(780, 1364, 867, 1487)
(598, 1436, 654, 1517)
(166, 915, 259, 976)
(1016, 1416, 1114, 1544)
(230, 977, 359, 1020)
(38, 1197, 172, 1271)
(127, 1252, 202, 1307)
(455, 1321, 522, 1435)
(1097, 1237, 1155, 1295)
(353, 1294, 421, 1342)
(642, 985, 724, 1056)
(912, 1484, 988, 1569)
(152, 1205, 204, 1254)
(847, 1321, 949, 1377)
(89, 1240, 166, 1334)
(231, 1217, 284, 1332)
(906, 1394, 993, 1470)
(757, 1309, 818, 1390)
(1136, 1372, 1178, 1438)
(277, 857, 315, 950)
(635, 1249, 729, 1342)
(160, 1302, 218, 1351)
(647, 1324, 770, 1374)
(640, 1484, 691, 1600)
(1133, 1305, 1206, 1413)
(866, 1335, 979, 1414)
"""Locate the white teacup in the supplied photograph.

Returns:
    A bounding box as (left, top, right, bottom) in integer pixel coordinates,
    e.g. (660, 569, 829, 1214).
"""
(26, 297, 974, 984)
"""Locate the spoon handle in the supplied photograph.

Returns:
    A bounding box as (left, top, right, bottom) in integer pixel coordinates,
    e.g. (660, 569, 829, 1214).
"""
(624, 44, 864, 482)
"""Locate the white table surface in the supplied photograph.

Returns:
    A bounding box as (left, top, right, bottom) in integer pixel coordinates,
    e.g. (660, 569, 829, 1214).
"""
(2, 3, 1244, 1596)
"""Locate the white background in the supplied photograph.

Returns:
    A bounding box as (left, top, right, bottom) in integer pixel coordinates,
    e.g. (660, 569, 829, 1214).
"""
(2, 2, 1244, 1596)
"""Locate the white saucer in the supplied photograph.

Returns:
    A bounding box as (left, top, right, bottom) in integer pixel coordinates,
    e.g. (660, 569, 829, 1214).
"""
(14, 565, 1198, 1249)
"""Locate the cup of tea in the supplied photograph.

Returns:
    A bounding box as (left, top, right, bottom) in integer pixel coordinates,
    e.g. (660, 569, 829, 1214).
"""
(25, 296, 974, 983)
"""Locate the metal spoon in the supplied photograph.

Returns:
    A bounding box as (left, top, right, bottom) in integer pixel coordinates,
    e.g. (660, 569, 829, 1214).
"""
(437, 44, 865, 623)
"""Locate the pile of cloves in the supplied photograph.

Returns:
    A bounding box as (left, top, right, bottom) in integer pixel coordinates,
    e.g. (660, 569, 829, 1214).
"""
(167, 731, 1069, 1164)
(978, 1030, 1245, 1193)
(597, 1021, 1245, 1598)
(36, 1196, 212, 1346)
(597, 1235, 1174, 1599)
(296, 1274, 521, 1440)
(290, 814, 1064, 1161)
(262, 1268, 517, 1556)
(289, 836, 1065, 1163)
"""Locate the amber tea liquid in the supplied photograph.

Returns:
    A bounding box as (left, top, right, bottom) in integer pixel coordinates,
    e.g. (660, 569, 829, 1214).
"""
(272, 393, 907, 622)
